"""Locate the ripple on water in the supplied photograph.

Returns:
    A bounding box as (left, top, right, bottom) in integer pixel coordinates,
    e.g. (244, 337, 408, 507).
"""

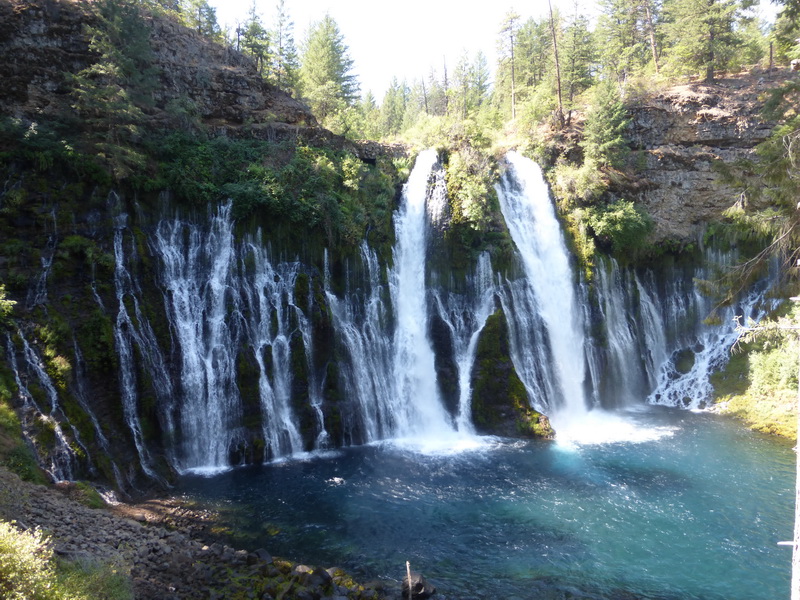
(176, 408, 794, 600)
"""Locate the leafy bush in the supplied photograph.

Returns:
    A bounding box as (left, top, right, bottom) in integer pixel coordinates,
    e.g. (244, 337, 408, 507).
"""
(0, 520, 132, 600)
(0, 521, 54, 600)
(586, 199, 653, 254)
(0, 285, 14, 327)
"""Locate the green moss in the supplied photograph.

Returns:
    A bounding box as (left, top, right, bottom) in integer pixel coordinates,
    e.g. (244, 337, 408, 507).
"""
(711, 322, 798, 441)
(294, 273, 310, 314)
(674, 349, 696, 375)
(471, 310, 554, 439)
(72, 481, 106, 509)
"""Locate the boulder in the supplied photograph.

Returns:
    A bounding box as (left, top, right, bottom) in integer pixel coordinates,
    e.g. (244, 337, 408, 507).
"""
(401, 571, 436, 600)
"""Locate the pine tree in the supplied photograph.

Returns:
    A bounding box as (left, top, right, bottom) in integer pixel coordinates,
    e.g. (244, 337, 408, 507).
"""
(240, 1, 271, 75)
(181, 0, 223, 41)
(662, 0, 745, 82)
(596, 0, 657, 82)
(299, 14, 360, 124)
(498, 10, 521, 119)
(581, 80, 630, 168)
(560, 5, 595, 124)
(379, 78, 408, 136)
(271, 0, 300, 94)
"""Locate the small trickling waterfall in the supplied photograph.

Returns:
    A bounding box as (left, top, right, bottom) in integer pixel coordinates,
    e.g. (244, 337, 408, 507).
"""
(154, 204, 245, 470)
(151, 204, 318, 470)
(645, 252, 778, 409)
(5, 332, 76, 481)
(496, 152, 589, 418)
(239, 238, 304, 460)
(26, 208, 57, 310)
(432, 252, 496, 432)
(113, 207, 174, 481)
(326, 243, 395, 443)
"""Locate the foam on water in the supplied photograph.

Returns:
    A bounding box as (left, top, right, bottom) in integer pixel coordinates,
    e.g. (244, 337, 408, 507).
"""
(550, 408, 678, 448)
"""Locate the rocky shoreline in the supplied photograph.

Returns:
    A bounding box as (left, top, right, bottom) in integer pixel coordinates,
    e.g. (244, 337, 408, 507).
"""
(0, 466, 392, 599)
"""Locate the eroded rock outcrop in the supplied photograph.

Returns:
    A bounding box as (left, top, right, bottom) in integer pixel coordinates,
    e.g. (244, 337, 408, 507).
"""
(625, 70, 790, 242)
(0, 0, 315, 130)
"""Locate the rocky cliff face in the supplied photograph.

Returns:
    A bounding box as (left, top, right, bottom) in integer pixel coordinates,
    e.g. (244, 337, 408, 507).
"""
(0, 0, 314, 133)
(624, 71, 787, 242)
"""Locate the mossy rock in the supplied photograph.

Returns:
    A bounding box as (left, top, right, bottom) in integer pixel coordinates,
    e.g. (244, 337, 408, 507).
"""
(471, 309, 554, 439)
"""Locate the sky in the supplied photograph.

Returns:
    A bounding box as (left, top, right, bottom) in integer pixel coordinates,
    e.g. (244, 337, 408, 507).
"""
(208, 0, 780, 101)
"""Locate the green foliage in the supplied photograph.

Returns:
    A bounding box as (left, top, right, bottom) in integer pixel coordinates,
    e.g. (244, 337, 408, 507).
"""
(581, 81, 630, 168)
(180, 0, 223, 41)
(586, 199, 653, 254)
(151, 132, 396, 245)
(550, 161, 608, 206)
(444, 150, 497, 230)
(0, 285, 15, 328)
(238, 2, 271, 76)
(69, 0, 160, 179)
(661, 0, 744, 82)
(712, 305, 799, 440)
(72, 482, 106, 509)
(299, 15, 359, 129)
(595, 0, 661, 81)
(0, 520, 132, 600)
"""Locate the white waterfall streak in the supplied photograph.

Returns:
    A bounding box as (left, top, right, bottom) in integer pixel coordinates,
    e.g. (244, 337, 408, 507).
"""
(432, 252, 496, 433)
(388, 149, 454, 438)
(240, 240, 303, 459)
(497, 152, 588, 417)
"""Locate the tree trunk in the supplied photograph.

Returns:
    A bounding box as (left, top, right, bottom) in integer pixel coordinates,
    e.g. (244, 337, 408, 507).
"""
(642, 0, 660, 74)
(549, 0, 564, 128)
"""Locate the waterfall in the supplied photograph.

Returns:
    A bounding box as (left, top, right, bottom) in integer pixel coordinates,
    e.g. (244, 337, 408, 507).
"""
(496, 152, 588, 419)
(327, 150, 458, 445)
(645, 251, 778, 409)
(432, 252, 496, 432)
(326, 243, 396, 443)
(5, 332, 76, 481)
(26, 208, 57, 309)
(239, 239, 304, 460)
(389, 149, 454, 438)
(112, 208, 174, 481)
(592, 259, 652, 405)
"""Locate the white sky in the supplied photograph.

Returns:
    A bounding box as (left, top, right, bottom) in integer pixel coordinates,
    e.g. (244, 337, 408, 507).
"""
(208, 0, 780, 101)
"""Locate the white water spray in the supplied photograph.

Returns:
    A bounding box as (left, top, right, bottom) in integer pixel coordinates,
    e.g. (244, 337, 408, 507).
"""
(496, 152, 588, 425)
(388, 149, 455, 440)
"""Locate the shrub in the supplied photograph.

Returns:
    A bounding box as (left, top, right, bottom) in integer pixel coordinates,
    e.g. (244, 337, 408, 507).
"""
(586, 199, 653, 254)
(0, 520, 133, 600)
(0, 521, 56, 600)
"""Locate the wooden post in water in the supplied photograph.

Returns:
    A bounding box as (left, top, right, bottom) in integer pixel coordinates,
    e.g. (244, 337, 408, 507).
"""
(793, 294, 800, 600)
(406, 561, 412, 600)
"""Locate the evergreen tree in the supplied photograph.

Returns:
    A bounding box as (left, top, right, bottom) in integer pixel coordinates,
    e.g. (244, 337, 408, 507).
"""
(71, 0, 155, 177)
(240, 1, 271, 75)
(271, 0, 300, 94)
(181, 0, 223, 41)
(299, 14, 360, 124)
(358, 91, 381, 139)
(561, 9, 595, 125)
(661, 0, 747, 82)
(581, 80, 630, 168)
(379, 77, 408, 136)
(595, 0, 659, 82)
(498, 10, 521, 119)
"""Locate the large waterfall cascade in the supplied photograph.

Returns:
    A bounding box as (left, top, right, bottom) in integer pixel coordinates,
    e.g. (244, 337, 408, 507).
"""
(4, 150, 779, 483)
(496, 153, 589, 421)
(388, 149, 459, 441)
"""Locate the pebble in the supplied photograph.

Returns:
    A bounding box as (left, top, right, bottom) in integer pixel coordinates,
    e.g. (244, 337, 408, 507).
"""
(0, 466, 389, 599)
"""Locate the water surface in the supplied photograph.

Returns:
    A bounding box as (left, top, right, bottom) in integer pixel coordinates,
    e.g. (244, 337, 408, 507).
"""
(177, 408, 794, 600)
